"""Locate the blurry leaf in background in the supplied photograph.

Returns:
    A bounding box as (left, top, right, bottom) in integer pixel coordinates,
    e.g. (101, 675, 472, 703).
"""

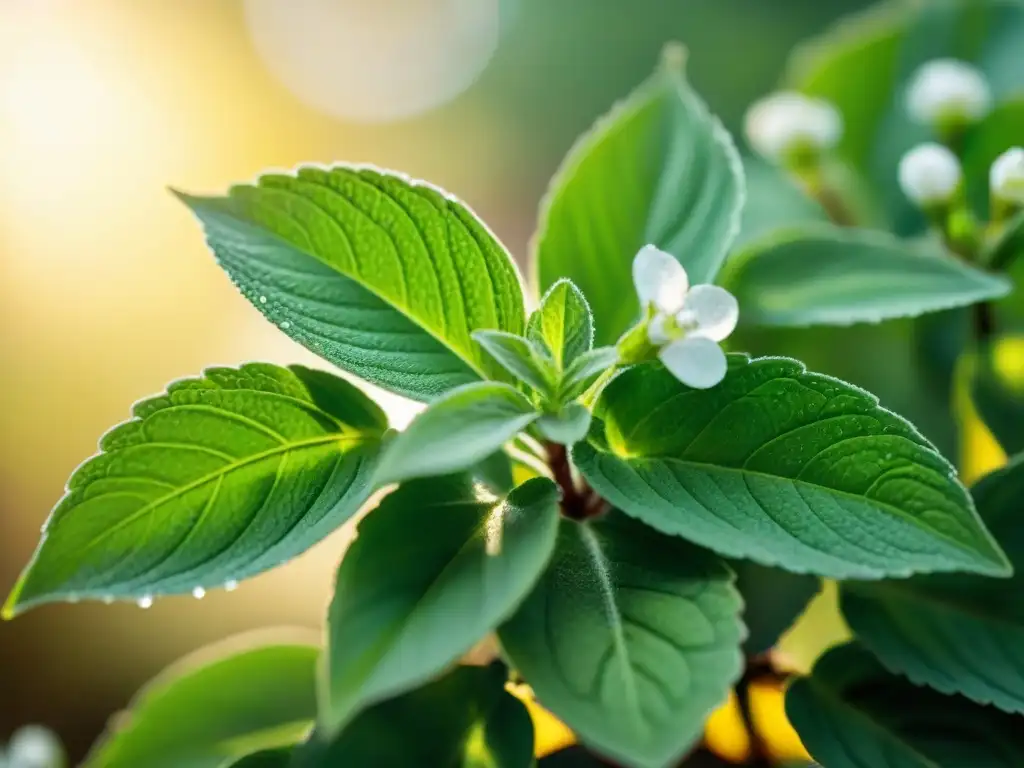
(969, 335, 1024, 455)
(732, 562, 820, 657)
(84, 630, 319, 768)
(533, 47, 744, 345)
(964, 99, 1024, 215)
(722, 227, 1011, 327)
(729, 159, 826, 252)
(243, 0, 504, 123)
(787, 642, 1024, 768)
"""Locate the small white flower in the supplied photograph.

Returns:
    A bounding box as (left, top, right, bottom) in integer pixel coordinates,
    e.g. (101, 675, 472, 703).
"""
(906, 58, 992, 126)
(6, 726, 63, 768)
(632, 245, 738, 389)
(898, 143, 962, 207)
(990, 147, 1024, 205)
(744, 91, 843, 162)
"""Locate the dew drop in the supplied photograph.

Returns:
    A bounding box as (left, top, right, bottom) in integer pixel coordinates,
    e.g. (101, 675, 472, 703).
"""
(102, 595, 115, 605)
(224, 579, 239, 592)
(259, 295, 267, 304)
(281, 321, 291, 330)
(192, 586, 206, 600)
(137, 595, 154, 609)
(884, 453, 893, 461)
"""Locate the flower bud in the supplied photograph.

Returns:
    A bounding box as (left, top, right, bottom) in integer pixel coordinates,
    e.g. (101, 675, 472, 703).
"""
(898, 143, 962, 207)
(6, 726, 64, 768)
(744, 91, 842, 166)
(906, 58, 991, 128)
(990, 147, 1024, 206)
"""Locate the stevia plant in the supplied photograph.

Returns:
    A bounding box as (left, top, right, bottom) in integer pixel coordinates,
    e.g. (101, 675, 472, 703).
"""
(4, 1, 1024, 765)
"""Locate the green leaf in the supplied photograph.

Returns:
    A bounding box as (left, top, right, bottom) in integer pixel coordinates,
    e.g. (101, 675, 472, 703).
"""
(786, 642, 1024, 768)
(573, 356, 1010, 579)
(4, 364, 387, 616)
(177, 166, 526, 403)
(559, 347, 620, 403)
(322, 475, 559, 733)
(730, 158, 826, 253)
(536, 403, 592, 446)
(84, 630, 319, 768)
(527, 280, 594, 371)
(970, 341, 1024, 455)
(223, 748, 293, 768)
(464, 691, 536, 768)
(299, 664, 525, 768)
(721, 226, 1012, 328)
(473, 330, 557, 397)
(841, 454, 1024, 713)
(533, 49, 744, 346)
(373, 382, 540, 486)
(498, 512, 744, 768)
(732, 561, 819, 656)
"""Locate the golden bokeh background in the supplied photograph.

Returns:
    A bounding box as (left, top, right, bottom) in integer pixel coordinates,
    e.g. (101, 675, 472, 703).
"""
(4, 0, 1002, 763)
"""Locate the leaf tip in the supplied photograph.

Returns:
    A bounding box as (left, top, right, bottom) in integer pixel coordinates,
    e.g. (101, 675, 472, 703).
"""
(659, 41, 688, 75)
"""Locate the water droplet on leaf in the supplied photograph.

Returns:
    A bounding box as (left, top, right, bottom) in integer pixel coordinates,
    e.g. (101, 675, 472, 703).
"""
(137, 595, 154, 609)
(192, 586, 206, 600)
(224, 579, 239, 592)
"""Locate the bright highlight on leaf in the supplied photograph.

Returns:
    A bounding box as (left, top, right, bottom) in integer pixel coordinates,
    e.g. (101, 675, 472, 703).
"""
(4, 364, 387, 617)
(574, 356, 1010, 579)
(322, 475, 559, 734)
(177, 165, 527, 402)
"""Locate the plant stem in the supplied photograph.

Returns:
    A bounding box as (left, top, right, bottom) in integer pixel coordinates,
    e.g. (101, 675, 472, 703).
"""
(545, 441, 602, 520)
(736, 657, 776, 768)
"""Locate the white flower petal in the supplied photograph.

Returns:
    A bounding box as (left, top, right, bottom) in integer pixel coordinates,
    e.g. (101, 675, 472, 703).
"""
(681, 284, 739, 342)
(744, 91, 842, 160)
(647, 312, 673, 346)
(906, 58, 991, 125)
(659, 336, 728, 390)
(632, 244, 688, 313)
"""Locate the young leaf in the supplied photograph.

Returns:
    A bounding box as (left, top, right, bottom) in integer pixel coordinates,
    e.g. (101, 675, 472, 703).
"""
(841, 453, 1024, 713)
(731, 561, 819, 656)
(537, 402, 592, 446)
(84, 630, 319, 768)
(573, 357, 1010, 579)
(4, 364, 387, 616)
(721, 226, 1012, 327)
(373, 382, 540, 486)
(177, 166, 526, 403)
(473, 329, 558, 396)
(786, 642, 1024, 768)
(559, 347, 620, 403)
(533, 47, 744, 345)
(498, 512, 744, 768)
(322, 475, 559, 734)
(299, 664, 530, 768)
(527, 279, 594, 371)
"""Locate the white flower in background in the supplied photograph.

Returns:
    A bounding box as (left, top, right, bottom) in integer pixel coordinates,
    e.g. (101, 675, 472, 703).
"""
(632, 245, 738, 389)
(744, 91, 843, 162)
(990, 147, 1024, 206)
(898, 143, 962, 207)
(906, 58, 992, 127)
(6, 726, 63, 768)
